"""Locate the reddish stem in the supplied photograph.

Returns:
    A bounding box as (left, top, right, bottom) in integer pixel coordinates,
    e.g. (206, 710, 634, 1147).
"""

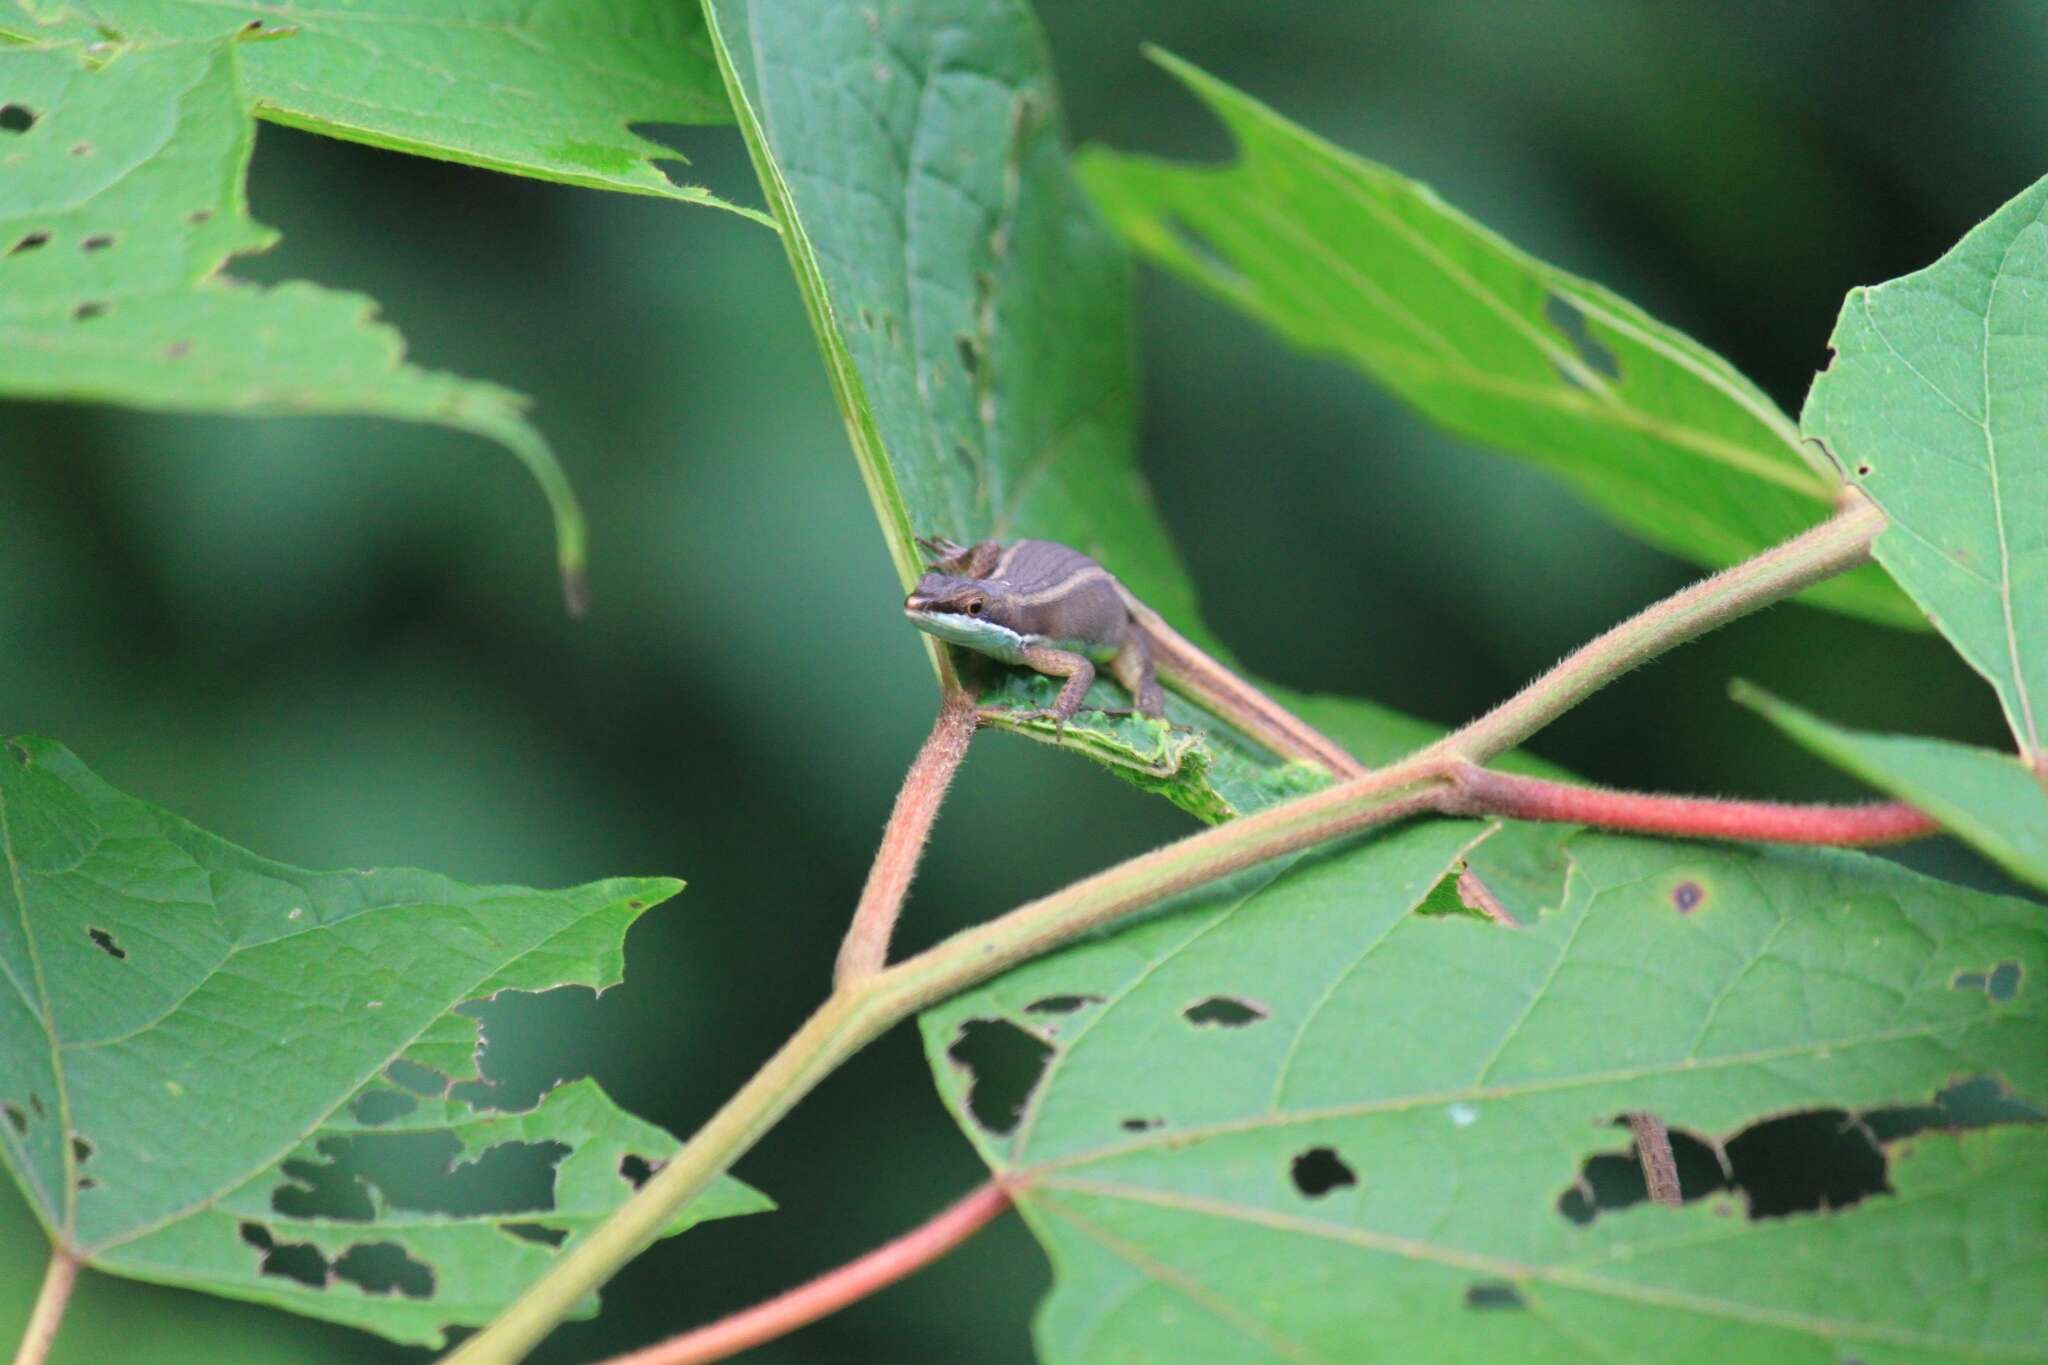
(599, 1181, 1014, 1365)
(1442, 766, 1936, 846)
(835, 690, 981, 986)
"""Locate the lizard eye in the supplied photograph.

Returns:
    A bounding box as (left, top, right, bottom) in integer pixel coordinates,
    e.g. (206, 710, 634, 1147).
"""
(966, 598, 984, 616)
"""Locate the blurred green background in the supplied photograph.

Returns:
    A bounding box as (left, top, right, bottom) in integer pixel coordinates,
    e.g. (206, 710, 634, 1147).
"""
(2, 1, 2040, 1360)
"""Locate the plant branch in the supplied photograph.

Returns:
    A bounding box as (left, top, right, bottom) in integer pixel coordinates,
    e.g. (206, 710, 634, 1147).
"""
(598, 1181, 1014, 1365)
(446, 502, 1891, 1364)
(835, 691, 981, 987)
(1627, 1115, 1684, 1209)
(1422, 496, 1885, 766)
(12, 1246, 78, 1365)
(1440, 765, 1935, 845)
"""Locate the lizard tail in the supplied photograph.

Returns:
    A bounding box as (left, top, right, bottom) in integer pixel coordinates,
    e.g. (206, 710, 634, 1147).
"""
(1118, 586, 1367, 779)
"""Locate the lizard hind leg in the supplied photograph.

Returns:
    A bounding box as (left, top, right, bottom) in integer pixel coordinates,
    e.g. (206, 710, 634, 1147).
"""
(1109, 638, 1167, 719)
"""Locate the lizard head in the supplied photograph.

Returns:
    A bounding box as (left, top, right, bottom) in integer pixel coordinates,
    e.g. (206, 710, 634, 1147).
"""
(904, 574, 1027, 660)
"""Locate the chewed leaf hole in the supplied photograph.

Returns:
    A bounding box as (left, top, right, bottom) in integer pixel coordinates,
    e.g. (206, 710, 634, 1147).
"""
(332, 1241, 433, 1299)
(86, 927, 126, 959)
(1183, 995, 1268, 1028)
(1560, 1077, 2041, 1225)
(0, 104, 34, 133)
(619, 1154, 657, 1189)
(350, 1088, 417, 1126)
(1024, 995, 1102, 1015)
(947, 1019, 1055, 1137)
(274, 1133, 570, 1223)
(1542, 292, 1622, 383)
(1290, 1146, 1357, 1198)
(71, 1137, 93, 1164)
(241, 1221, 329, 1289)
(384, 1058, 449, 1096)
(503, 1221, 567, 1248)
(1465, 1281, 1525, 1309)
(1953, 961, 2022, 1002)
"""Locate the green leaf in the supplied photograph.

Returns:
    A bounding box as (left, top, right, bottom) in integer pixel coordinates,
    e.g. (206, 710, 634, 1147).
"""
(1077, 51, 1917, 631)
(0, 737, 768, 1346)
(5, 0, 764, 218)
(923, 824, 2048, 1361)
(701, 0, 1398, 814)
(1738, 683, 2048, 893)
(0, 34, 590, 606)
(1802, 173, 2048, 760)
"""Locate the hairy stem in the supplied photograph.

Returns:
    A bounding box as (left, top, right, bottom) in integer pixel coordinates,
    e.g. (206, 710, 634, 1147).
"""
(1423, 497, 1884, 766)
(447, 503, 1890, 1363)
(1442, 765, 1935, 845)
(836, 692, 981, 987)
(599, 1182, 1014, 1365)
(11, 1246, 77, 1365)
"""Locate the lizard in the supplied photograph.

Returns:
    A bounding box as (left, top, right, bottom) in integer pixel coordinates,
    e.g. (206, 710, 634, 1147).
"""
(903, 536, 1363, 776)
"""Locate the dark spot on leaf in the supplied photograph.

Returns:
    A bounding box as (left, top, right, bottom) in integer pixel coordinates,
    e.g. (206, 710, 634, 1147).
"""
(385, 1057, 448, 1096)
(1183, 995, 1268, 1028)
(9, 231, 50, 255)
(503, 1221, 567, 1248)
(1561, 1078, 2041, 1225)
(28, 1095, 43, 1118)
(619, 1153, 656, 1189)
(70, 142, 91, 157)
(0, 105, 33, 134)
(86, 927, 125, 959)
(164, 340, 192, 360)
(1671, 881, 1704, 913)
(350, 1088, 418, 1126)
(241, 1222, 329, 1289)
(947, 1019, 1055, 1137)
(1023, 995, 1102, 1015)
(75, 1177, 96, 1191)
(1542, 293, 1622, 384)
(73, 301, 107, 322)
(188, 209, 213, 225)
(242, 18, 264, 30)
(1290, 1146, 1357, 1198)
(883, 314, 901, 346)
(71, 1137, 93, 1164)
(2, 1105, 24, 1136)
(1119, 1116, 1164, 1133)
(954, 440, 976, 473)
(859, 306, 875, 331)
(1465, 1281, 1524, 1309)
(1953, 961, 2022, 1002)
(332, 1241, 433, 1298)
(80, 233, 115, 252)
(956, 334, 980, 377)
(626, 899, 644, 910)
(1856, 463, 1872, 477)
(7, 741, 28, 767)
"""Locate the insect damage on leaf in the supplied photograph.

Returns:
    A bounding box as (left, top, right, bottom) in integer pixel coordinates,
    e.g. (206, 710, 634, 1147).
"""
(1559, 1076, 2042, 1224)
(1288, 1146, 1358, 1198)
(946, 1019, 1057, 1139)
(1954, 961, 2023, 1002)
(1181, 995, 1269, 1028)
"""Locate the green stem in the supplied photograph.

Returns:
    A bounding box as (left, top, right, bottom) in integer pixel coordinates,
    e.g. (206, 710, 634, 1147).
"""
(1421, 496, 1883, 765)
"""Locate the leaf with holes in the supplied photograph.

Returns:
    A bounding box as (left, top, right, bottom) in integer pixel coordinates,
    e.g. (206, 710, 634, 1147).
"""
(0, 737, 768, 1346)
(704, 0, 1445, 813)
(4, 0, 763, 218)
(1738, 683, 2048, 892)
(1803, 172, 2048, 762)
(0, 34, 590, 604)
(922, 823, 2048, 1361)
(1077, 51, 1916, 631)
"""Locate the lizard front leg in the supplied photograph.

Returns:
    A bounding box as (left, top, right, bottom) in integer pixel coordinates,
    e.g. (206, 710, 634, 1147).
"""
(1108, 634, 1166, 719)
(1014, 644, 1095, 736)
